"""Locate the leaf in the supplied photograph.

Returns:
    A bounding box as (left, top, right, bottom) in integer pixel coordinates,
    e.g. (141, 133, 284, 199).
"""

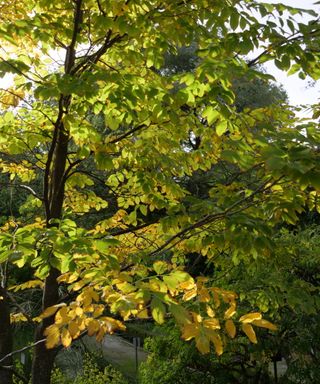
(137, 308, 149, 319)
(170, 304, 191, 325)
(68, 321, 80, 338)
(182, 288, 197, 301)
(203, 318, 220, 330)
(55, 307, 71, 325)
(216, 120, 228, 136)
(242, 323, 257, 344)
(151, 297, 166, 324)
(153, 261, 168, 275)
(61, 328, 72, 348)
(40, 304, 66, 319)
(195, 333, 210, 354)
(181, 323, 199, 341)
(163, 271, 194, 291)
(44, 325, 60, 349)
(239, 312, 262, 323)
(224, 302, 236, 319)
(87, 319, 100, 336)
(225, 319, 236, 338)
(252, 319, 277, 331)
(202, 106, 219, 125)
(208, 331, 223, 356)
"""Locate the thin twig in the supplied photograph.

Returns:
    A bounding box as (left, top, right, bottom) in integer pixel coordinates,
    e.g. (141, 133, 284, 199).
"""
(0, 339, 46, 364)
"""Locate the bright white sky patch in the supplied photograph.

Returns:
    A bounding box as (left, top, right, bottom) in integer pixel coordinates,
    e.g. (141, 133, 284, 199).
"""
(261, 0, 320, 106)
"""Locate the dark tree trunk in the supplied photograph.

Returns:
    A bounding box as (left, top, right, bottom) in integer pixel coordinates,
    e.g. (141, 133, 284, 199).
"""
(0, 286, 13, 384)
(31, 269, 60, 384)
(31, 125, 69, 384)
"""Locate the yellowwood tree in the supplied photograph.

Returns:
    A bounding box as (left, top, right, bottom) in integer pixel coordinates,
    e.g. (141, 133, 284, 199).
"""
(0, 1, 320, 383)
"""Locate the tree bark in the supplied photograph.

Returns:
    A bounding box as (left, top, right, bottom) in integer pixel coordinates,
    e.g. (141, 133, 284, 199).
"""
(31, 125, 69, 384)
(0, 286, 13, 384)
(31, 269, 60, 384)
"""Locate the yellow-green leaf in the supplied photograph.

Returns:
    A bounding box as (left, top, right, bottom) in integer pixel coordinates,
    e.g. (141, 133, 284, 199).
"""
(195, 333, 210, 354)
(151, 297, 166, 324)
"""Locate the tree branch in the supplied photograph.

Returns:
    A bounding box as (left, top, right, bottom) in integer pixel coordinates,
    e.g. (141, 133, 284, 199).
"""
(65, 0, 83, 74)
(150, 177, 282, 256)
(0, 339, 46, 365)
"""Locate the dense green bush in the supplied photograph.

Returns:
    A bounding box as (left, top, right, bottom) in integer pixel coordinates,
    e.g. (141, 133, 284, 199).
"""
(14, 353, 128, 384)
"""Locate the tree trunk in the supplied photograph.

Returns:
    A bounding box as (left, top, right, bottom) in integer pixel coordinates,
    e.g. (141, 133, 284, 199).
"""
(31, 269, 60, 384)
(0, 286, 13, 384)
(31, 125, 69, 384)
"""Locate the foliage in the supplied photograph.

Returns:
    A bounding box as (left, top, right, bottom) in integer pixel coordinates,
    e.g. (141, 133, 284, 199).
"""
(140, 225, 320, 384)
(0, 1, 320, 383)
(13, 353, 128, 384)
(140, 323, 273, 384)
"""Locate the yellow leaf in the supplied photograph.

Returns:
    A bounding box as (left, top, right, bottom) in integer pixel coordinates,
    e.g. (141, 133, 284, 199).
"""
(10, 312, 28, 323)
(68, 321, 80, 338)
(195, 333, 210, 354)
(212, 291, 220, 308)
(203, 318, 220, 330)
(76, 316, 86, 331)
(55, 307, 70, 325)
(153, 261, 168, 274)
(252, 319, 277, 331)
(116, 282, 136, 294)
(93, 305, 104, 318)
(72, 281, 86, 291)
(44, 325, 60, 349)
(191, 312, 202, 323)
(206, 305, 215, 318)
(75, 307, 83, 316)
(225, 319, 236, 338)
(208, 331, 223, 356)
(61, 328, 72, 348)
(224, 302, 236, 319)
(137, 308, 149, 319)
(100, 316, 126, 333)
(181, 323, 200, 341)
(87, 319, 100, 336)
(242, 323, 257, 344)
(57, 273, 78, 284)
(239, 312, 262, 324)
(40, 304, 66, 319)
(198, 288, 210, 303)
(179, 280, 196, 290)
(182, 288, 197, 301)
(96, 326, 105, 342)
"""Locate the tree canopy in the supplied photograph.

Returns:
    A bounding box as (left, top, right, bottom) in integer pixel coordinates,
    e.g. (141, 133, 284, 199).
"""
(0, 1, 320, 383)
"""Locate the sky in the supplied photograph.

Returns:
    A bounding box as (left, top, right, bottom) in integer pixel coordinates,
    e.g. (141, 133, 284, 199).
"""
(261, 0, 320, 107)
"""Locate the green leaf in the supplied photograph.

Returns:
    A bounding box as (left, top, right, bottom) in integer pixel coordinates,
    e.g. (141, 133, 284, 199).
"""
(202, 106, 219, 125)
(151, 297, 166, 324)
(216, 120, 228, 136)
